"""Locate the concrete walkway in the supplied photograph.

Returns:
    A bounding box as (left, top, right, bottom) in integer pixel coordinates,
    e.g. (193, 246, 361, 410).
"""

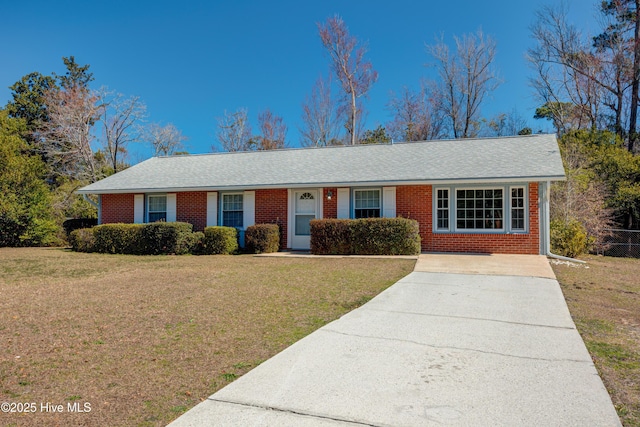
(169, 254, 620, 426)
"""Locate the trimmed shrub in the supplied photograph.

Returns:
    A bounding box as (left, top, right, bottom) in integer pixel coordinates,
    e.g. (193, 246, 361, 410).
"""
(551, 218, 590, 258)
(92, 223, 142, 254)
(190, 231, 205, 254)
(63, 218, 98, 238)
(351, 218, 421, 255)
(245, 224, 280, 254)
(201, 226, 238, 254)
(90, 222, 196, 255)
(310, 219, 353, 255)
(69, 228, 95, 252)
(139, 222, 194, 255)
(311, 217, 421, 255)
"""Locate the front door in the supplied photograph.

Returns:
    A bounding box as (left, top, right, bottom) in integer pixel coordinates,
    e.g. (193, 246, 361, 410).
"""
(291, 190, 318, 250)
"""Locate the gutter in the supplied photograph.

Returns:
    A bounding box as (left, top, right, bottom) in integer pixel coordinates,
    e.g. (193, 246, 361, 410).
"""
(542, 181, 587, 264)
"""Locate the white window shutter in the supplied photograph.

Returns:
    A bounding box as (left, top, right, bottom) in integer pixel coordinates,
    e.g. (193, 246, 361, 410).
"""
(206, 192, 218, 226)
(243, 191, 255, 229)
(166, 193, 177, 222)
(337, 188, 350, 219)
(383, 186, 396, 218)
(134, 194, 144, 223)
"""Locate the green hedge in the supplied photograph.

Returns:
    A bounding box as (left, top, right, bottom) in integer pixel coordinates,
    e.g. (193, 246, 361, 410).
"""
(83, 222, 197, 255)
(310, 218, 421, 255)
(69, 228, 95, 253)
(201, 226, 238, 254)
(92, 223, 142, 254)
(245, 224, 280, 254)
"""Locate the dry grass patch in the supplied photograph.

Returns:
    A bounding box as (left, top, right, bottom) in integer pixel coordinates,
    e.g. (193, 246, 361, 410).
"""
(552, 255, 640, 426)
(0, 248, 414, 426)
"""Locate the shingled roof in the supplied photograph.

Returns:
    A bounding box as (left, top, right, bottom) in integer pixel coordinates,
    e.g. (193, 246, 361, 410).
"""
(77, 134, 565, 194)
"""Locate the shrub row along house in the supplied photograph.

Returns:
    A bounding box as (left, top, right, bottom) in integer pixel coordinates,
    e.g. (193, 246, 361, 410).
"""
(77, 134, 566, 254)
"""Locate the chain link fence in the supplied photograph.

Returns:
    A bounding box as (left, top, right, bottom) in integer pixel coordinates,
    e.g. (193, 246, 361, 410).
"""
(602, 229, 640, 258)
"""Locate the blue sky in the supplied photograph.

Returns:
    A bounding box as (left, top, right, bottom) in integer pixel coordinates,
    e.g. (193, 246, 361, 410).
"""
(1, 0, 598, 160)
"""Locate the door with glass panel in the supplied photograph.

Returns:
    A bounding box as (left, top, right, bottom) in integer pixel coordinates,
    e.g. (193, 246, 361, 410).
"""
(291, 190, 318, 249)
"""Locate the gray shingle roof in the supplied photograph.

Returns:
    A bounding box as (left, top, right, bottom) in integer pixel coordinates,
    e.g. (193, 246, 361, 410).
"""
(77, 134, 565, 194)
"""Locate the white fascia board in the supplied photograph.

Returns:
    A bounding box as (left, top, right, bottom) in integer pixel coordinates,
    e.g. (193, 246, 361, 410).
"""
(75, 175, 566, 195)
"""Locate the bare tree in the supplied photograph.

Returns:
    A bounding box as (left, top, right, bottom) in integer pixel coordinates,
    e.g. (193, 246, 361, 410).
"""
(318, 15, 378, 145)
(528, 5, 612, 134)
(427, 30, 501, 138)
(386, 84, 446, 142)
(98, 89, 146, 171)
(147, 123, 187, 156)
(39, 85, 102, 182)
(300, 76, 344, 146)
(551, 137, 614, 250)
(486, 108, 530, 137)
(254, 109, 287, 150)
(215, 108, 252, 152)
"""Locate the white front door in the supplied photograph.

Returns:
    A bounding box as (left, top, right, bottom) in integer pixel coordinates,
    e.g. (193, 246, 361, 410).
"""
(291, 190, 319, 250)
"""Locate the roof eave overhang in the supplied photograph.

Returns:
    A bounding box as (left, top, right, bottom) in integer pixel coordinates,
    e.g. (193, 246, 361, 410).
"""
(76, 175, 566, 195)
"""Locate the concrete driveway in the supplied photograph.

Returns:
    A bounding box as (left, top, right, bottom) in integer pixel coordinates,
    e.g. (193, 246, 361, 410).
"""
(169, 254, 620, 426)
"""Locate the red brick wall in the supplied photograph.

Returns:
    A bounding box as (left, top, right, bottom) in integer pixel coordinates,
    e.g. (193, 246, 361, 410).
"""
(255, 189, 289, 249)
(99, 183, 540, 254)
(101, 194, 135, 224)
(416, 183, 540, 255)
(396, 185, 431, 250)
(176, 192, 208, 231)
(323, 187, 338, 219)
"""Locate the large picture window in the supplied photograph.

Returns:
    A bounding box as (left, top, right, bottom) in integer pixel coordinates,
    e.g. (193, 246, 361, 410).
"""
(456, 189, 503, 230)
(434, 185, 528, 233)
(354, 189, 381, 218)
(222, 194, 243, 228)
(147, 195, 167, 222)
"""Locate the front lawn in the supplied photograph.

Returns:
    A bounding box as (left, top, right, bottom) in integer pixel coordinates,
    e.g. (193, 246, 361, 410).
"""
(552, 255, 640, 427)
(0, 248, 414, 426)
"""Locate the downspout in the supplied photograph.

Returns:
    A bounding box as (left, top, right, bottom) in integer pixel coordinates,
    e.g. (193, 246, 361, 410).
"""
(82, 194, 99, 209)
(543, 181, 587, 264)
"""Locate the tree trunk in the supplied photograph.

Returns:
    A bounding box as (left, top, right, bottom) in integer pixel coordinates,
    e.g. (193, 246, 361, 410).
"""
(351, 91, 357, 145)
(628, 0, 640, 152)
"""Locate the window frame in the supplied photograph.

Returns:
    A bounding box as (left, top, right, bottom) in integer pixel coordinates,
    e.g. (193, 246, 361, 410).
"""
(146, 194, 167, 223)
(509, 186, 527, 232)
(352, 188, 382, 219)
(432, 184, 529, 234)
(220, 192, 244, 229)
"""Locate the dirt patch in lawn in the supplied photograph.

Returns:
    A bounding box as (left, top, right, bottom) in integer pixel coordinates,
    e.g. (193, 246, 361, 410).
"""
(0, 248, 414, 427)
(552, 255, 640, 426)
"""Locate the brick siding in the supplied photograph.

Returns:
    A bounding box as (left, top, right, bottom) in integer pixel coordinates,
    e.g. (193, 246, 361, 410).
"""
(99, 183, 540, 254)
(396, 184, 540, 254)
(176, 192, 207, 231)
(323, 187, 338, 219)
(101, 193, 135, 224)
(255, 189, 289, 249)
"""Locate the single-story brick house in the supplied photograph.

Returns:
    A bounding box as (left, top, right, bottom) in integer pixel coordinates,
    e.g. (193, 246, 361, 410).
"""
(77, 134, 566, 254)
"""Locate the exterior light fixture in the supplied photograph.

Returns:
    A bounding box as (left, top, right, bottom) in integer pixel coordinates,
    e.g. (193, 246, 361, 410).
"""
(327, 190, 333, 200)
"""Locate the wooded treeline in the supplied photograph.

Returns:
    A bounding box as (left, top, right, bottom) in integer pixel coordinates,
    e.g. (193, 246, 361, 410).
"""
(1, 2, 639, 249)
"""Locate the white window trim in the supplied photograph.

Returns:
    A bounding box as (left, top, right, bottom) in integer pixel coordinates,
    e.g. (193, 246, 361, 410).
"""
(509, 185, 528, 233)
(146, 194, 167, 223)
(433, 184, 529, 234)
(219, 192, 244, 229)
(434, 188, 451, 232)
(352, 188, 382, 219)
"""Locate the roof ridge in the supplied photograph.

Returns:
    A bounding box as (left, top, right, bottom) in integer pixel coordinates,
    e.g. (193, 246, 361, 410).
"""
(155, 133, 556, 159)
